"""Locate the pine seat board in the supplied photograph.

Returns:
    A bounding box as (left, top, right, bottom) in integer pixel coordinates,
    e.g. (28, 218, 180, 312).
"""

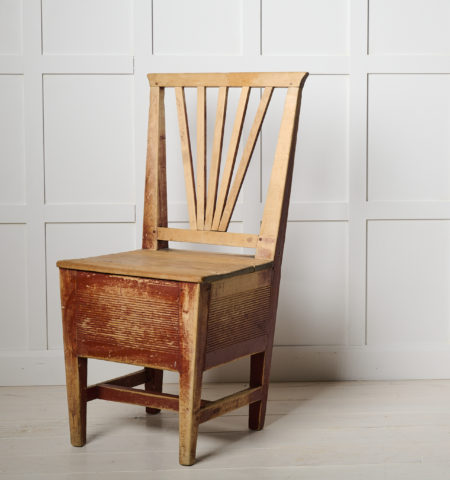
(57, 249, 273, 283)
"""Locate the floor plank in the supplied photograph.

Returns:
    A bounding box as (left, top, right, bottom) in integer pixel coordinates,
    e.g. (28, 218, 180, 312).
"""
(0, 381, 449, 478)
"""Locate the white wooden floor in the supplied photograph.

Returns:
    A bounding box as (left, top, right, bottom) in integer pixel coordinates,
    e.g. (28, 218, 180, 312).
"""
(1, 380, 450, 479)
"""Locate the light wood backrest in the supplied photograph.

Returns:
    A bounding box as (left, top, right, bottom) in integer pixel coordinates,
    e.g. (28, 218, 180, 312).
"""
(142, 72, 308, 261)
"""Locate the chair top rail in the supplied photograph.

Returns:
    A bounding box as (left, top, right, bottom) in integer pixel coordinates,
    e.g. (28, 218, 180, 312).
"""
(148, 72, 308, 88)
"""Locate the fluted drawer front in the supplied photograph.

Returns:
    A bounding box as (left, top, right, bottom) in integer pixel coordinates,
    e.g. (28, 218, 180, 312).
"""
(70, 271, 180, 366)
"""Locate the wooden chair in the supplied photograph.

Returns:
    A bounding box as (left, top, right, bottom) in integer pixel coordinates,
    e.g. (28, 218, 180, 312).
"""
(57, 72, 308, 466)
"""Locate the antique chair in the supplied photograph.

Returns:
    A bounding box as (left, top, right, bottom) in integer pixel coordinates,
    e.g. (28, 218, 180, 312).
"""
(57, 72, 308, 465)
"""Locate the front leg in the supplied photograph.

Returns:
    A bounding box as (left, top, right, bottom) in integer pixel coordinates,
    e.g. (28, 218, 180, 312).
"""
(178, 283, 210, 466)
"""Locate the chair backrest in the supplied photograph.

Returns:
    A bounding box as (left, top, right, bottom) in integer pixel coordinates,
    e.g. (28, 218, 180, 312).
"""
(142, 72, 308, 261)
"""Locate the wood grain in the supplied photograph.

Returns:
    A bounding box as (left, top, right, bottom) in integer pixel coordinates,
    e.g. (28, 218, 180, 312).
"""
(196, 86, 206, 230)
(157, 227, 258, 248)
(175, 86, 197, 228)
(212, 86, 250, 230)
(142, 86, 168, 250)
(178, 282, 209, 466)
(198, 387, 263, 424)
(58, 72, 309, 467)
(218, 86, 274, 231)
(57, 249, 271, 283)
(59, 269, 87, 447)
(205, 86, 228, 230)
(149, 72, 308, 87)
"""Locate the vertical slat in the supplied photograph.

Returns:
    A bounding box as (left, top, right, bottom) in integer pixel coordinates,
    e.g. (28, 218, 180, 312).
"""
(204, 87, 228, 230)
(211, 86, 250, 230)
(218, 87, 274, 231)
(256, 87, 303, 260)
(142, 86, 168, 249)
(175, 87, 197, 229)
(196, 87, 207, 229)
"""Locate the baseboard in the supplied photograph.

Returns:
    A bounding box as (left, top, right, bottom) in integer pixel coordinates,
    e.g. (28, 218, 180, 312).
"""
(1, 345, 450, 386)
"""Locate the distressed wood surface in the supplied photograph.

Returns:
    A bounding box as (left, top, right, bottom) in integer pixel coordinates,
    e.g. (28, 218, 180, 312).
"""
(218, 86, 274, 231)
(58, 72, 308, 467)
(175, 86, 197, 229)
(178, 283, 210, 466)
(212, 86, 250, 230)
(148, 72, 308, 87)
(142, 86, 168, 250)
(59, 269, 87, 447)
(198, 387, 263, 424)
(205, 86, 228, 230)
(145, 367, 164, 414)
(196, 86, 206, 230)
(94, 384, 180, 411)
(157, 227, 258, 248)
(57, 249, 271, 283)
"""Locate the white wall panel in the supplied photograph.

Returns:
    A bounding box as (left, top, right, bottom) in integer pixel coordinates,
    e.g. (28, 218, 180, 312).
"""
(368, 74, 450, 201)
(369, 0, 450, 55)
(276, 222, 348, 346)
(262, 76, 348, 202)
(0, 0, 22, 54)
(0, 75, 25, 204)
(2, 0, 450, 384)
(45, 223, 136, 350)
(367, 220, 450, 345)
(262, 0, 349, 55)
(42, 0, 132, 54)
(0, 224, 27, 349)
(43, 75, 134, 204)
(153, 0, 242, 55)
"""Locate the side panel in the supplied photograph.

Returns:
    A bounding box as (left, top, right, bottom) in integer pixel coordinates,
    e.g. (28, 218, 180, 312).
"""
(204, 268, 273, 369)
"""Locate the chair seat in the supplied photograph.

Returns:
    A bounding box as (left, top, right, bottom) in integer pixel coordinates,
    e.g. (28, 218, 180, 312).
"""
(57, 248, 273, 283)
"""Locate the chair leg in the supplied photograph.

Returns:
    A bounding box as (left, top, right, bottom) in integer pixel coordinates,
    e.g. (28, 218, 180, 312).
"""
(178, 369, 203, 466)
(64, 354, 87, 446)
(249, 351, 269, 430)
(177, 282, 209, 466)
(145, 367, 163, 414)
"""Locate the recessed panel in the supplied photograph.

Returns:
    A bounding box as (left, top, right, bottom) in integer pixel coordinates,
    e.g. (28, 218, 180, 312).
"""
(0, 75, 25, 204)
(44, 75, 134, 204)
(42, 0, 132, 54)
(367, 220, 450, 345)
(275, 221, 348, 346)
(262, 76, 348, 202)
(0, 224, 27, 349)
(153, 0, 242, 55)
(46, 223, 136, 349)
(368, 75, 450, 201)
(369, 0, 450, 54)
(262, 0, 349, 55)
(0, 0, 22, 54)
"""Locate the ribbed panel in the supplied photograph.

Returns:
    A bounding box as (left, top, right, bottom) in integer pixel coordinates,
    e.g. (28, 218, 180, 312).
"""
(206, 285, 271, 353)
(73, 273, 180, 355)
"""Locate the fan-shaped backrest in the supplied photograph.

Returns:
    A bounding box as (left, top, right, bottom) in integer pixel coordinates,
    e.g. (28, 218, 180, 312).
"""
(142, 72, 308, 261)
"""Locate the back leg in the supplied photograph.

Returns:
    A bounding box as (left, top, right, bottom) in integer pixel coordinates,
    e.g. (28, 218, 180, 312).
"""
(248, 351, 269, 430)
(145, 367, 163, 414)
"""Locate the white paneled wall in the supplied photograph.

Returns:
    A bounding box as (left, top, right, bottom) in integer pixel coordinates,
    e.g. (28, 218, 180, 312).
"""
(1, 0, 450, 385)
